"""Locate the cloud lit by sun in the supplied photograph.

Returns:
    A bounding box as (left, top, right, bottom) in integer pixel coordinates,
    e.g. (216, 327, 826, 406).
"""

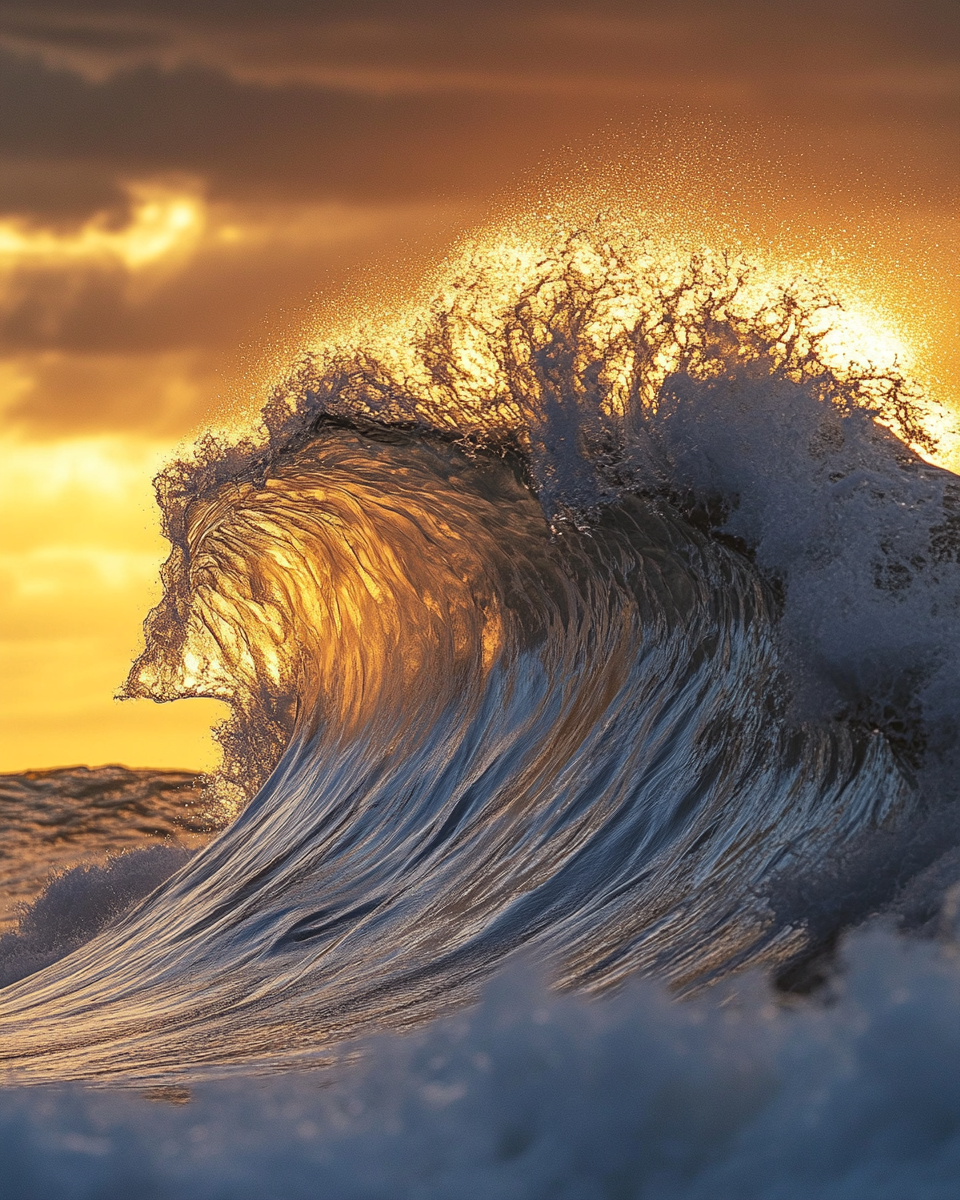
(0, 182, 205, 276)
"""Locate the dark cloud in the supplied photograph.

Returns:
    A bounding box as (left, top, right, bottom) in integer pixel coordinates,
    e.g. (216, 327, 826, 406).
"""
(0, 199, 466, 354)
(0, 0, 955, 437)
(0, 49, 631, 208)
(0, 196, 469, 434)
(0, 1, 955, 219)
(0, 160, 126, 223)
(2, 2, 957, 84)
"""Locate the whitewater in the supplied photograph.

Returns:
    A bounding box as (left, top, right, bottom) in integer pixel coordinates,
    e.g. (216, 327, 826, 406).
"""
(2, 223, 959, 1197)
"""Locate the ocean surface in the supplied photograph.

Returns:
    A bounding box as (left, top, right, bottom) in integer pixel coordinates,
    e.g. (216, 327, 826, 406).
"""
(2, 226, 959, 1196)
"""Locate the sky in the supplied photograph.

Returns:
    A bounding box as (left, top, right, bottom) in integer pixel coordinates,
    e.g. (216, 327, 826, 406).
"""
(1, 0, 957, 772)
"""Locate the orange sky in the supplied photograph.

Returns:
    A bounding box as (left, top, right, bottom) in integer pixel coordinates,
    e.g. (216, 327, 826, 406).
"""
(1, 1, 957, 772)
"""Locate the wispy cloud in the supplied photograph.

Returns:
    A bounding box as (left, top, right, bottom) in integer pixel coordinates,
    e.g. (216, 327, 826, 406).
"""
(2, 5, 955, 101)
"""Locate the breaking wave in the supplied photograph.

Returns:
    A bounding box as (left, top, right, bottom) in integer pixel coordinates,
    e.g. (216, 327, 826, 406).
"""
(1, 225, 959, 1088)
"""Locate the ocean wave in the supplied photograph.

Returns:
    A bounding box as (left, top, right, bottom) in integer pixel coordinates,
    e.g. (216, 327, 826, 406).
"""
(1, 224, 958, 1085)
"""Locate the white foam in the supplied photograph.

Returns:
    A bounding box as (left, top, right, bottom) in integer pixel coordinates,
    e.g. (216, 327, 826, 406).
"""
(3, 924, 960, 1198)
(647, 372, 960, 777)
(0, 846, 191, 987)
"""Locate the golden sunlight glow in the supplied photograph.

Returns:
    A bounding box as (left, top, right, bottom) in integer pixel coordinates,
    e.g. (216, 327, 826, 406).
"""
(0, 183, 205, 274)
(0, 435, 228, 772)
(318, 220, 957, 472)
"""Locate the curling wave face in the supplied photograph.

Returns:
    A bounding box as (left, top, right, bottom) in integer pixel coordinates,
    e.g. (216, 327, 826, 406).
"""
(1, 226, 958, 1084)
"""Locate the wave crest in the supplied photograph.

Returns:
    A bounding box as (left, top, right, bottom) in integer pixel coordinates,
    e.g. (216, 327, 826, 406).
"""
(1, 223, 957, 1084)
